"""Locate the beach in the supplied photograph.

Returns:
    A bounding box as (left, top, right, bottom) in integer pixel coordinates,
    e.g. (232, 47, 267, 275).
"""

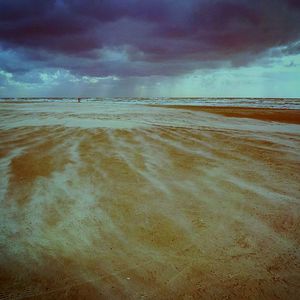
(0, 101, 300, 299)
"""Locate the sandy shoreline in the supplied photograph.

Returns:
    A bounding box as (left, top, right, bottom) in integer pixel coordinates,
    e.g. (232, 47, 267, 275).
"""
(148, 105, 300, 124)
(0, 103, 300, 299)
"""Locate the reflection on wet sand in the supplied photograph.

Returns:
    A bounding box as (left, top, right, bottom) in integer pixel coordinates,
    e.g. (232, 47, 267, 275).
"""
(0, 104, 300, 299)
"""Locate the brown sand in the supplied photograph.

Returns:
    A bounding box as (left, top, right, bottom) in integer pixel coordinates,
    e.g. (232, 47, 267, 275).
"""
(0, 104, 300, 299)
(151, 105, 300, 124)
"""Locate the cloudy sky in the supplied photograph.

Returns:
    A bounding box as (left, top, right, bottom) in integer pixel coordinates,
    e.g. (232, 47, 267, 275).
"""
(0, 0, 300, 97)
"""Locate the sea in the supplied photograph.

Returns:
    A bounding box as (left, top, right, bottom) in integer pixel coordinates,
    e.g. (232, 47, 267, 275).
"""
(0, 97, 300, 109)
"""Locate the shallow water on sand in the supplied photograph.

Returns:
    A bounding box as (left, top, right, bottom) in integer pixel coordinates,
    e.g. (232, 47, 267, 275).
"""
(0, 103, 300, 299)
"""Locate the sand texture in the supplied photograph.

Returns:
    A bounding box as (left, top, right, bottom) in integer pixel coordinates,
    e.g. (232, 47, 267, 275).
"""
(0, 103, 300, 299)
(150, 105, 300, 124)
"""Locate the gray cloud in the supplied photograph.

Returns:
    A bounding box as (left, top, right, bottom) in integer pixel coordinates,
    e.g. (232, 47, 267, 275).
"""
(0, 0, 300, 82)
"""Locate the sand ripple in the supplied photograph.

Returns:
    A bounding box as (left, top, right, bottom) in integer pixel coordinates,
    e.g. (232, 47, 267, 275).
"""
(0, 103, 300, 299)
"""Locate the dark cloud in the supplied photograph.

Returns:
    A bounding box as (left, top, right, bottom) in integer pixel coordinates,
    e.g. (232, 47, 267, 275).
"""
(287, 0, 300, 9)
(0, 0, 300, 79)
(0, 0, 54, 21)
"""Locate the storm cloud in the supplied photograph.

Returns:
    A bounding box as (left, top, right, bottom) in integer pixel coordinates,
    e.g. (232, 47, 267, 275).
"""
(0, 0, 300, 96)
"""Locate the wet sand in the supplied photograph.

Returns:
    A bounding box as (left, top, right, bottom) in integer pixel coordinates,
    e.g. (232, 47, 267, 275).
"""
(150, 105, 300, 124)
(0, 103, 300, 299)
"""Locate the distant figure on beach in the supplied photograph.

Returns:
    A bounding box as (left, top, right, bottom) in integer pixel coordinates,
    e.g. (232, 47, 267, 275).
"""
(78, 97, 81, 103)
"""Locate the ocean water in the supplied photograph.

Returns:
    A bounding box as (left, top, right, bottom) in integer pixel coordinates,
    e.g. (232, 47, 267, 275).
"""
(1, 97, 300, 109)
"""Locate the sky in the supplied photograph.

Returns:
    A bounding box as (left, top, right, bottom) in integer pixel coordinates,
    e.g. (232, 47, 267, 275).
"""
(0, 0, 300, 98)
